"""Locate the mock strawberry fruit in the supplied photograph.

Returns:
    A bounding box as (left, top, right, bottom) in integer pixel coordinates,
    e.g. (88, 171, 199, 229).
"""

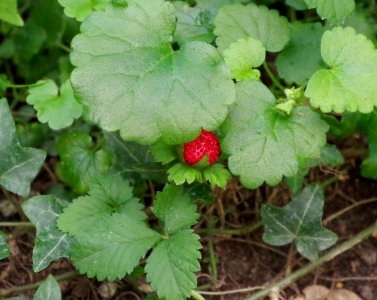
(183, 129, 221, 166)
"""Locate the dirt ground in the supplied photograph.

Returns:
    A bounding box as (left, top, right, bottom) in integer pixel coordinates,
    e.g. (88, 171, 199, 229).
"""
(0, 152, 376, 300)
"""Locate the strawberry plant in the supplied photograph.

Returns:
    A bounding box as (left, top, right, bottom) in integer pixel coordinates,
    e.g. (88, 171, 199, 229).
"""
(0, 0, 377, 299)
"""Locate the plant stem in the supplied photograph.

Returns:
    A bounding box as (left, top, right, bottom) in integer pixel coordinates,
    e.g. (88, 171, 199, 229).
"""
(0, 222, 34, 227)
(191, 290, 206, 300)
(0, 271, 80, 297)
(263, 61, 285, 92)
(246, 221, 377, 300)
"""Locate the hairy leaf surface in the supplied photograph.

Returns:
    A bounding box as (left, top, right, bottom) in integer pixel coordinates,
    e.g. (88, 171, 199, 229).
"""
(305, 0, 355, 24)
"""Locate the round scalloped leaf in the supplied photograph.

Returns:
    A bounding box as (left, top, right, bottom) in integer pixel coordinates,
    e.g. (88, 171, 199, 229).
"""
(306, 27, 377, 113)
(222, 81, 328, 189)
(58, 0, 111, 21)
(70, 0, 235, 145)
(305, 0, 355, 25)
(213, 3, 290, 52)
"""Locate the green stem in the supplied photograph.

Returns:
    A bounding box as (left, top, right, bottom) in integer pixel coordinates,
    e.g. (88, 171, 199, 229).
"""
(56, 43, 71, 53)
(191, 290, 206, 300)
(263, 61, 285, 92)
(6, 82, 44, 89)
(0, 222, 34, 227)
(0, 271, 79, 297)
(246, 221, 377, 300)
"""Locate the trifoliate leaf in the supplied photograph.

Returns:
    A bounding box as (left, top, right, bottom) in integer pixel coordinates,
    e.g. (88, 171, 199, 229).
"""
(58, 175, 146, 235)
(58, 0, 111, 21)
(306, 27, 377, 113)
(305, 0, 355, 24)
(0, 99, 46, 197)
(71, 214, 161, 281)
(320, 144, 344, 167)
(276, 22, 325, 85)
(146, 230, 201, 300)
(27, 80, 83, 130)
(222, 81, 328, 189)
(104, 132, 167, 183)
(0, 0, 24, 26)
(0, 231, 10, 260)
(56, 132, 111, 194)
(33, 275, 61, 300)
(213, 3, 290, 52)
(153, 185, 199, 234)
(261, 184, 338, 260)
(203, 164, 232, 188)
(70, 0, 235, 145)
(223, 37, 266, 81)
(22, 195, 74, 272)
(168, 163, 203, 185)
(361, 112, 377, 180)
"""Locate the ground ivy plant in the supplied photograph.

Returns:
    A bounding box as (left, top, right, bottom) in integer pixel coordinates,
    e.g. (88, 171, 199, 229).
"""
(0, 0, 376, 299)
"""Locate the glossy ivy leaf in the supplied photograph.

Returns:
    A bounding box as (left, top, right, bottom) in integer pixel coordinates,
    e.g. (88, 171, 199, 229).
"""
(261, 184, 338, 260)
(223, 37, 266, 81)
(0, 99, 46, 197)
(361, 112, 377, 180)
(146, 230, 201, 300)
(22, 195, 74, 272)
(0, 0, 24, 26)
(58, 0, 111, 21)
(34, 275, 61, 300)
(276, 22, 325, 85)
(305, 0, 355, 24)
(0, 231, 10, 260)
(184, 183, 214, 204)
(306, 27, 377, 114)
(213, 3, 290, 52)
(27, 80, 83, 130)
(56, 132, 111, 194)
(58, 175, 146, 235)
(104, 132, 167, 183)
(153, 185, 199, 234)
(70, 0, 235, 145)
(320, 144, 344, 167)
(71, 213, 161, 281)
(222, 81, 328, 189)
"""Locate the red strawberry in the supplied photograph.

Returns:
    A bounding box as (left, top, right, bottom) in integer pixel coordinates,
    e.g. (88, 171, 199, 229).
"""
(183, 129, 221, 166)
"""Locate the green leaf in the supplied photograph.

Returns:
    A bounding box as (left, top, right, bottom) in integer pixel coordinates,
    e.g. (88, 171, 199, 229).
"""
(70, 0, 235, 145)
(22, 195, 74, 272)
(213, 3, 290, 52)
(306, 27, 377, 113)
(153, 185, 199, 235)
(151, 142, 177, 165)
(34, 275, 61, 300)
(184, 182, 214, 204)
(320, 144, 344, 167)
(261, 184, 338, 260)
(223, 37, 266, 81)
(0, 231, 10, 260)
(104, 132, 167, 183)
(168, 163, 203, 185)
(285, 0, 308, 10)
(27, 80, 83, 130)
(361, 112, 377, 180)
(222, 81, 328, 189)
(0, 0, 24, 26)
(344, 8, 377, 43)
(305, 0, 355, 24)
(71, 213, 161, 281)
(58, 175, 146, 235)
(276, 22, 325, 85)
(58, 0, 111, 21)
(0, 99, 46, 197)
(203, 164, 232, 188)
(146, 230, 201, 300)
(56, 132, 111, 194)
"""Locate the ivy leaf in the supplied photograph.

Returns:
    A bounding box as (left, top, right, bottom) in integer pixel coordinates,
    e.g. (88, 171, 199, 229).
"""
(213, 3, 290, 52)
(305, 0, 355, 24)
(152, 185, 199, 235)
(104, 132, 167, 183)
(306, 27, 377, 113)
(0, 99, 46, 197)
(33, 275, 61, 300)
(0, 0, 24, 26)
(261, 184, 338, 260)
(184, 182, 214, 204)
(58, 0, 111, 21)
(56, 132, 111, 194)
(223, 37, 266, 81)
(58, 175, 146, 235)
(320, 144, 344, 167)
(70, 0, 235, 145)
(22, 195, 74, 272)
(146, 230, 201, 300)
(26, 80, 83, 130)
(71, 214, 161, 281)
(276, 22, 325, 85)
(0, 231, 10, 260)
(222, 81, 328, 189)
